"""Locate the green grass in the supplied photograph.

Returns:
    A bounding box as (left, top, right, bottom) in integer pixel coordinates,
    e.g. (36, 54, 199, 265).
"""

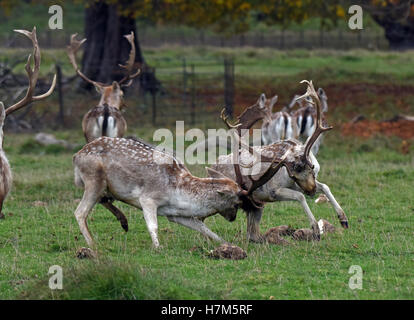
(0, 127, 413, 300)
(3, 46, 414, 85)
(0, 43, 414, 300)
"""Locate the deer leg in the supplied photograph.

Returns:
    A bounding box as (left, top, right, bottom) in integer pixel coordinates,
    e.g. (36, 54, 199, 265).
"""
(246, 207, 264, 243)
(316, 181, 349, 228)
(167, 216, 225, 243)
(271, 187, 320, 240)
(100, 198, 129, 232)
(140, 197, 160, 248)
(0, 199, 4, 219)
(74, 180, 105, 248)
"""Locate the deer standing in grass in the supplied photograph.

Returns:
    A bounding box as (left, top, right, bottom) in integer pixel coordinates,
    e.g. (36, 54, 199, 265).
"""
(72, 132, 292, 257)
(261, 88, 328, 156)
(0, 27, 56, 218)
(212, 81, 348, 242)
(67, 32, 140, 232)
(67, 32, 140, 143)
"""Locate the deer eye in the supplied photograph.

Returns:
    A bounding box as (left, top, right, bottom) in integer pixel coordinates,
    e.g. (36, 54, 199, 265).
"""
(294, 163, 304, 172)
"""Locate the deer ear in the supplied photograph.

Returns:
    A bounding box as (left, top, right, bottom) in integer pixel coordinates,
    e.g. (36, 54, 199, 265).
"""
(94, 84, 104, 94)
(206, 167, 228, 179)
(258, 93, 266, 109)
(269, 95, 278, 108)
(317, 88, 326, 98)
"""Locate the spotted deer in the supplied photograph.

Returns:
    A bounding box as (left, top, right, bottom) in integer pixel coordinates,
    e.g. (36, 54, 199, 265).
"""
(0, 27, 56, 217)
(211, 81, 348, 242)
(72, 131, 291, 257)
(67, 32, 140, 143)
(67, 32, 140, 232)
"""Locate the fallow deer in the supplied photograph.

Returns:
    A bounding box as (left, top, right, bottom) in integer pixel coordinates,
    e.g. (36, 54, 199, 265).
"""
(262, 88, 328, 155)
(67, 32, 140, 232)
(72, 133, 291, 257)
(67, 32, 140, 143)
(261, 94, 294, 145)
(0, 27, 56, 217)
(211, 81, 348, 243)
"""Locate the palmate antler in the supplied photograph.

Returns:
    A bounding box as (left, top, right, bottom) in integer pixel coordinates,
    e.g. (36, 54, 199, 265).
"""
(5, 27, 57, 116)
(67, 32, 141, 89)
(220, 109, 290, 203)
(222, 94, 273, 136)
(295, 80, 333, 168)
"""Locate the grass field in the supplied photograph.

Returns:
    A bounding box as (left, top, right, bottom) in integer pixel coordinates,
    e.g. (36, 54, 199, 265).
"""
(0, 127, 412, 300)
(0, 45, 413, 300)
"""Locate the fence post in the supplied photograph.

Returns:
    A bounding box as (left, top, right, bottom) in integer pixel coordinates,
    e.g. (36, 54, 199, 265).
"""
(55, 64, 64, 127)
(182, 58, 188, 119)
(151, 67, 157, 126)
(190, 64, 196, 125)
(224, 58, 235, 118)
(299, 29, 304, 48)
(319, 27, 324, 48)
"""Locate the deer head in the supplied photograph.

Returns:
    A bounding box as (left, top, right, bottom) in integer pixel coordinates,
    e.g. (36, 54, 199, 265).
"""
(279, 80, 332, 195)
(67, 31, 140, 110)
(223, 94, 274, 136)
(223, 80, 332, 198)
(220, 111, 292, 209)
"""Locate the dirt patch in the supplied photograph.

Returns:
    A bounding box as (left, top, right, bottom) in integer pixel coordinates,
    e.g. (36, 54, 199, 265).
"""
(342, 119, 414, 139)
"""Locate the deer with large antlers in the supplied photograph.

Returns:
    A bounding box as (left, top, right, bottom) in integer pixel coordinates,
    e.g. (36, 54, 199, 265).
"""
(0, 27, 56, 217)
(67, 32, 140, 143)
(211, 80, 348, 242)
(72, 127, 291, 257)
(67, 32, 141, 232)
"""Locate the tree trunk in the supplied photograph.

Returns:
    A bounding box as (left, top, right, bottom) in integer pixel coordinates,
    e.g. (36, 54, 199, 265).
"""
(367, 1, 414, 50)
(374, 19, 414, 50)
(81, 1, 158, 91)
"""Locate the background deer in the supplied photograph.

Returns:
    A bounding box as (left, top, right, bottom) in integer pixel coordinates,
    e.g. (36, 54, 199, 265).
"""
(72, 132, 290, 257)
(211, 81, 348, 242)
(67, 32, 141, 232)
(0, 27, 56, 218)
(67, 32, 140, 143)
(261, 94, 294, 145)
(261, 88, 328, 155)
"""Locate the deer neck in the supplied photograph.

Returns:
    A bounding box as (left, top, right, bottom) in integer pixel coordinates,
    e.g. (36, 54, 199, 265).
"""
(174, 172, 235, 212)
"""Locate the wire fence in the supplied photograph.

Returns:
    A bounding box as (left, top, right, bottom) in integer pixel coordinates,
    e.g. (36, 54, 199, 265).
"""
(0, 56, 236, 131)
(1, 27, 388, 50)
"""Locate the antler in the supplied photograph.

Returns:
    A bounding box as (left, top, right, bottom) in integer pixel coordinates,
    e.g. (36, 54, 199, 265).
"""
(67, 32, 140, 88)
(296, 80, 333, 167)
(244, 150, 290, 196)
(118, 32, 141, 86)
(222, 94, 273, 136)
(5, 27, 57, 116)
(67, 34, 106, 88)
(221, 108, 290, 202)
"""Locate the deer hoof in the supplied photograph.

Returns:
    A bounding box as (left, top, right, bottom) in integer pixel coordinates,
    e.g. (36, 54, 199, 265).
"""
(341, 220, 349, 229)
(210, 244, 247, 260)
(76, 247, 97, 259)
(121, 220, 129, 232)
(248, 234, 266, 244)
